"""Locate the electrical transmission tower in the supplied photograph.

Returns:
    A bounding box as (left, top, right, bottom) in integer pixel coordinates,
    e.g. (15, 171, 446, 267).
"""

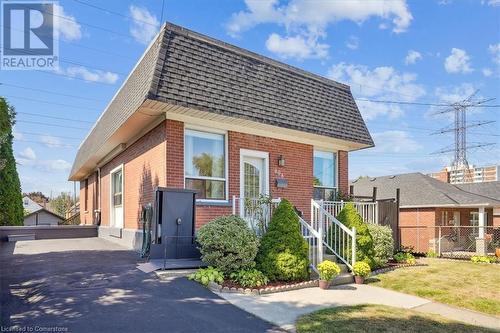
(432, 90, 496, 183)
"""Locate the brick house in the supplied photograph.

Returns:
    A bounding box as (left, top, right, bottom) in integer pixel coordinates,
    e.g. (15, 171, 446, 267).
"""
(351, 173, 500, 255)
(68, 23, 373, 249)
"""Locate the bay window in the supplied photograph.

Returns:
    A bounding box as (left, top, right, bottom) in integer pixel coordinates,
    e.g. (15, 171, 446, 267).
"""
(313, 150, 337, 201)
(184, 129, 226, 200)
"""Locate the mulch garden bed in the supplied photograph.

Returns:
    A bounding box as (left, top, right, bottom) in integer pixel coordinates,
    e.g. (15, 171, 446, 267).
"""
(371, 261, 427, 276)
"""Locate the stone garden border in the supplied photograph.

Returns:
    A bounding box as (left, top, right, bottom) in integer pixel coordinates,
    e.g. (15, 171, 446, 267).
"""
(370, 262, 427, 276)
(208, 280, 318, 296)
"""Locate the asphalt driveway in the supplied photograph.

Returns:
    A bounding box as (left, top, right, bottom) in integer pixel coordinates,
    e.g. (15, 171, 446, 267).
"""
(0, 238, 283, 333)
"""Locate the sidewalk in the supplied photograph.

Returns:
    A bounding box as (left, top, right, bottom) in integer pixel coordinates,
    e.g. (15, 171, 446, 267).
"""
(217, 284, 500, 331)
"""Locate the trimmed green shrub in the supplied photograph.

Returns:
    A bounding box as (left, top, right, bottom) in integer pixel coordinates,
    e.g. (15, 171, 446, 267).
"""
(196, 215, 259, 274)
(368, 224, 394, 268)
(188, 267, 224, 286)
(329, 203, 375, 267)
(317, 260, 341, 281)
(394, 252, 416, 265)
(470, 255, 496, 264)
(230, 269, 269, 288)
(256, 199, 309, 281)
(352, 261, 371, 277)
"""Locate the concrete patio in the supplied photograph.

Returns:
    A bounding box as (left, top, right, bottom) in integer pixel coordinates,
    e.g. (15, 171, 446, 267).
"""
(0, 238, 284, 333)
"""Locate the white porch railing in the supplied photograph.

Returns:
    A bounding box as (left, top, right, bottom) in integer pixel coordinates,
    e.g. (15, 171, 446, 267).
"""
(321, 201, 378, 224)
(312, 200, 356, 269)
(298, 215, 321, 274)
(232, 196, 280, 236)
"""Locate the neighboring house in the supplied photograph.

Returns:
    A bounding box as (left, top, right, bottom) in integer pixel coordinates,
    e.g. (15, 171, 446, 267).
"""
(351, 173, 500, 255)
(69, 22, 373, 249)
(429, 164, 499, 184)
(24, 209, 64, 226)
(22, 196, 43, 214)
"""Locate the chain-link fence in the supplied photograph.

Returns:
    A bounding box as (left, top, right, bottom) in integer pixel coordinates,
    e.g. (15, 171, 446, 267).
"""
(399, 226, 499, 258)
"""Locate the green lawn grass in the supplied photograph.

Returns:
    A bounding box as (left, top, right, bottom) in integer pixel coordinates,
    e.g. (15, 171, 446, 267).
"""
(367, 258, 500, 316)
(296, 304, 496, 333)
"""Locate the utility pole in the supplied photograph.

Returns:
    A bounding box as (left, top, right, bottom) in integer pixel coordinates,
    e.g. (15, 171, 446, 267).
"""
(432, 90, 496, 184)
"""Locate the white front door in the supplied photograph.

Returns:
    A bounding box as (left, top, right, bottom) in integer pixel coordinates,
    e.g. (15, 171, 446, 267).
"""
(110, 166, 123, 229)
(240, 150, 269, 200)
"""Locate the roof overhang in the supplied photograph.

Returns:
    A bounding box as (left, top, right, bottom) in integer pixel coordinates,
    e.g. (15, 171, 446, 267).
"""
(69, 98, 372, 181)
(400, 204, 499, 209)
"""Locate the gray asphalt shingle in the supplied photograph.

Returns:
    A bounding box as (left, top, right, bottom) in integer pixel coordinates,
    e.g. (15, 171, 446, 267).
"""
(70, 22, 373, 180)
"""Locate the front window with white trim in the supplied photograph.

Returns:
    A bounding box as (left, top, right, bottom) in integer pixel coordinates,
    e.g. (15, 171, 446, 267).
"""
(184, 129, 226, 200)
(313, 150, 337, 201)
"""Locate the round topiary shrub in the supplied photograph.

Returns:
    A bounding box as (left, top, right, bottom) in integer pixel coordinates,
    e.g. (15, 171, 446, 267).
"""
(367, 224, 394, 268)
(256, 199, 310, 281)
(196, 215, 259, 274)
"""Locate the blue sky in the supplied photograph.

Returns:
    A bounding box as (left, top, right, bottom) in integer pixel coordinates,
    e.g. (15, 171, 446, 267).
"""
(2, 0, 499, 197)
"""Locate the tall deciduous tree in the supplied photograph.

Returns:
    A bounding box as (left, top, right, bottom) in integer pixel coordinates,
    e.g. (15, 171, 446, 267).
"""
(0, 98, 23, 226)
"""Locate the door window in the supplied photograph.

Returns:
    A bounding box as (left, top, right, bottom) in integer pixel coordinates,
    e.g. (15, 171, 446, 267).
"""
(244, 161, 261, 198)
(112, 170, 122, 207)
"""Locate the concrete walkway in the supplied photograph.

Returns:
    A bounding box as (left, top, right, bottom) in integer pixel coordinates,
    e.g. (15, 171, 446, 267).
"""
(217, 284, 500, 331)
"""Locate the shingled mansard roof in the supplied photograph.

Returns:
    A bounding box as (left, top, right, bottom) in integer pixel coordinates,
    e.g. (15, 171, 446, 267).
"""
(351, 173, 500, 208)
(70, 22, 373, 180)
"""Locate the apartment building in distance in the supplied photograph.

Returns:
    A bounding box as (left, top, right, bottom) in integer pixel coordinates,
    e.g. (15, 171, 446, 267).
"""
(429, 164, 499, 184)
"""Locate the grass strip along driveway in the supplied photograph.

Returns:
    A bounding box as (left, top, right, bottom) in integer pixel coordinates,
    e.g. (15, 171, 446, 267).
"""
(368, 258, 500, 316)
(296, 304, 497, 333)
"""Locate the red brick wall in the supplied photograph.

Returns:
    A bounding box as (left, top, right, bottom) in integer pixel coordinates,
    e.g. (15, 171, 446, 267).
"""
(338, 150, 348, 196)
(100, 122, 166, 229)
(86, 118, 349, 231)
(163, 121, 315, 228)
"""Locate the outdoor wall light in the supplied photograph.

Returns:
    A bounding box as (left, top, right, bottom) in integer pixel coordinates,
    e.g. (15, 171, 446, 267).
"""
(278, 155, 285, 167)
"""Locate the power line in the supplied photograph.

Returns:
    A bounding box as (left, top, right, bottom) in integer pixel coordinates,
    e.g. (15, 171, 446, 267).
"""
(17, 112, 94, 124)
(0, 82, 105, 102)
(2, 94, 100, 111)
(0, 46, 127, 77)
(72, 0, 160, 28)
(14, 131, 83, 141)
(14, 138, 75, 148)
(16, 120, 89, 130)
(355, 97, 500, 108)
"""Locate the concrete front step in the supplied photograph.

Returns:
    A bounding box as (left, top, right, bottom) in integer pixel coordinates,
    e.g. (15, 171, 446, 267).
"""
(323, 254, 350, 273)
(331, 272, 354, 286)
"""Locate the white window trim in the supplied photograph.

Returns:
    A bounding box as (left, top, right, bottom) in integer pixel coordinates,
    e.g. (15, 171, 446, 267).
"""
(109, 164, 124, 229)
(313, 149, 338, 191)
(184, 126, 229, 203)
(240, 148, 270, 199)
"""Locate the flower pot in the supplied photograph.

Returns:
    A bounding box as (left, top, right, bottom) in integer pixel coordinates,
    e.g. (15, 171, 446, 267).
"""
(319, 280, 330, 289)
(496, 248, 500, 258)
(354, 276, 365, 284)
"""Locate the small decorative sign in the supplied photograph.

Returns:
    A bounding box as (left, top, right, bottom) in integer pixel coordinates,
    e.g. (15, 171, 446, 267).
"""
(275, 178, 288, 188)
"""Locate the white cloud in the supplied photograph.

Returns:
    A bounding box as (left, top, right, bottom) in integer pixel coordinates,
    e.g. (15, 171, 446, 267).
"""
(265, 33, 328, 59)
(227, 0, 412, 36)
(53, 4, 82, 41)
(444, 48, 473, 73)
(483, 0, 500, 6)
(227, 0, 412, 59)
(327, 62, 425, 120)
(18, 147, 36, 161)
(404, 50, 422, 65)
(39, 159, 72, 172)
(482, 68, 493, 77)
(372, 130, 422, 153)
(61, 66, 119, 84)
(488, 43, 500, 65)
(12, 129, 24, 141)
(40, 135, 72, 148)
(346, 36, 359, 50)
(434, 83, 478, 104)
(129, 5, 160, 45)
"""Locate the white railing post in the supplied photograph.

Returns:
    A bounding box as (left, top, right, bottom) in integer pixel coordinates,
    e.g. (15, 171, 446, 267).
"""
(232, 195, 236, 215)
(438, 226, 442, 256)
(351, 227, 356, 267)
(318, 200, 324, 263)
